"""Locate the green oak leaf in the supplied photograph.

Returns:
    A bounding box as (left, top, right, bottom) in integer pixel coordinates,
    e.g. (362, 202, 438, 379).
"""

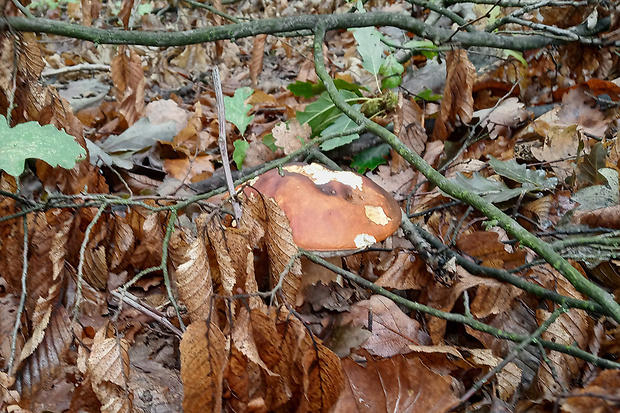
(232, 139, 250, 169)
(319, 107, 361, 151)
(224, 87, 254, 135)
(0, 116, 86, 177)
(352, 27, 386, 78)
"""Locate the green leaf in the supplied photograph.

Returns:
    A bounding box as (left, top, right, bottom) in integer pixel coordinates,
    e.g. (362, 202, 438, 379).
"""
(224, 87, 254, 135)
(488, 156, 557, 190)
(0, 116, 86, 177)
(262, 133, 277, 152)
(352, 27, 386, 78)
(296, 90, 359, 135)
(232, 139, 249, 169)
(415, 89, 442, 102)
(350, 144, 390, 173)
(288, 79, 365, 98)
(319, 109, 361, 151)
(503, 50, 527, 67)
(572, 168, 620, 211)
(402, 40, 438, 59)
(379, 55, 404, 89)
(288, 81, 325, 98)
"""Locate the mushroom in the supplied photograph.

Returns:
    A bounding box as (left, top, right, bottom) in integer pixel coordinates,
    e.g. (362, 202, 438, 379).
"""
(243, 163, 401, 255)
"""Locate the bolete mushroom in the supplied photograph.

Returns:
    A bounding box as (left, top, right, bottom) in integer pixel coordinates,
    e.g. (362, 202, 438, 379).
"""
(243, 163, 401, 255)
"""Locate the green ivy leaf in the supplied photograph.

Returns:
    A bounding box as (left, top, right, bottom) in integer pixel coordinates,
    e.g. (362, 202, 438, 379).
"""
(0, 116, 86, 177)
(232, 139, 250, 169)
(319, 108, 361, 151)
(224, 87, 254, 135)
(352, 27, 386, 78)
(350, 143, 390, 173)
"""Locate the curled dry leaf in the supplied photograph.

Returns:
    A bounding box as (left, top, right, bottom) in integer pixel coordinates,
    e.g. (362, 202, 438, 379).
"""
(250, 34, 267, 88)
(15, 307, 74, 402)
(432, 49, 475, 141)
(181, 321, 227, 413)
(87, 326, 132, 413)
(169, 228, 213, 323)
(536, 307, 594, 400)
(392, 92, 427, 172)
(110, 45, 146, 126)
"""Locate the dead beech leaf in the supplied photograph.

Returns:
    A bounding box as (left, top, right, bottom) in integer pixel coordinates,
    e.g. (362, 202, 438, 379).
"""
(335, 353, 459, 412)
(432, 49, 475, 141)
(110, 45, 145, 126)
(536, 307, 593, 400)
(300, 342, 344, 413)
(467, 349, 522, 401)
(15, 307, 74, 401)
(572, 204, 620, 229)
(457, 231, 526, 270)
(181, 321, 227, 413)
(341, 295, 431, 357)
(392, 93, 427, 172)
(474, 97, 529, 139)
(374, 251, 429, 290)
(250, 34, 267, 88)
(272, 119, 311, 155)
(560, 369, 620, 412)
(108, 215, 135, 272)
(83, 245, 108, 290)
(87, 326, 132, 413)
(169, 228, 213, 322)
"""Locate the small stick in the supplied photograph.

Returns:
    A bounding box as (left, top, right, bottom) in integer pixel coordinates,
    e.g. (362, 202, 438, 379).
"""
(111, 290, 183, 338)
(212, 67, 242, 224)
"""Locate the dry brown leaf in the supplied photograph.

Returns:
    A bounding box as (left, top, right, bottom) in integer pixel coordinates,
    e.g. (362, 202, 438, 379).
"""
(457, 231, 526, 270)
(169, 228, 214, 322)
(392, 93, 427, 172)
(466, 349, 522, 400)
(560, 369, 620, 412)
(432, 50, 475, 141)
(15, 307, 74, 402)
(272, 119, 311, 155)
(299, 342, 344, 413)
(375, 252, 433, 290)
(335, 353, 459, 412)
(83, 245, 108, 290)
(108, 215, 135, 273)
(110, 45, 145, 126)
(341, 295, 431, 357)
(474, 97, 529, 139)
(572, 204, 620, 229)
(536, 307, 594, 400)
(129, 208, 165, 270)
(181, 321, 227, 413)
(250, 34, 267, 88)
(87, 326, 132, 413)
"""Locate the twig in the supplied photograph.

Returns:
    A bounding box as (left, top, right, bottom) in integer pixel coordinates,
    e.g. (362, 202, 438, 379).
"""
(212, 67, 242, 224)
(41, 63, 110, 77)
(8, 214, 29, 375)
(110, 290, 183, 337)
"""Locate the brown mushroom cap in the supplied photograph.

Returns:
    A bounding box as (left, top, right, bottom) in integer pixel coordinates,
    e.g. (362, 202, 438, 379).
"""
(244, 163, 401, 252)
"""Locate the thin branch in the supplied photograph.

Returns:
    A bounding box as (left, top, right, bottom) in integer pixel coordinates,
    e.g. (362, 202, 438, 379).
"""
(212, 67, 242, 224)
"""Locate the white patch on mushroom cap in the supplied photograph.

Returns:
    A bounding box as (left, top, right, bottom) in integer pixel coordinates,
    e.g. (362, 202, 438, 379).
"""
(364, 205, 390, 225)
(284, 163, 364, 190)
(354, 233, 377, 248)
